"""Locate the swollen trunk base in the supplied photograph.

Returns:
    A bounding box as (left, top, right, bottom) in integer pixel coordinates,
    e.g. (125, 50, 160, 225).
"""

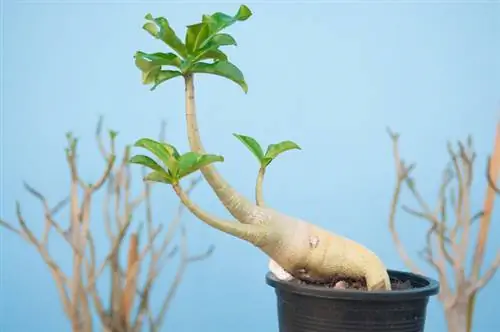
(266, 270, 439, 332)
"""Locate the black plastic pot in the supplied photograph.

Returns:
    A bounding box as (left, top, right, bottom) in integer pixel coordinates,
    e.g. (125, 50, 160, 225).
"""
(266, 270, 439, 332)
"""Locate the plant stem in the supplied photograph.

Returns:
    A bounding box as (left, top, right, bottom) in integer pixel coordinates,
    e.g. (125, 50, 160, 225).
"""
(255, 167, 266, 207)
(171, 183, 270, 246)
(466, 121, 500, 332)
(183, 74, 265, 225)
(446, 299, 468, 332)
(122, 234, 139, 324)
(182, 74, 391, 291)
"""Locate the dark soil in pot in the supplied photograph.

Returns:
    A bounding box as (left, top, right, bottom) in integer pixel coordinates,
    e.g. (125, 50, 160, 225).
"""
(292, 273, 414, 291)
(266, 269, 439, 332)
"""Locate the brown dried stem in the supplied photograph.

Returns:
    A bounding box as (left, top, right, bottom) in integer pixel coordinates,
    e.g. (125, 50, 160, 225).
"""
(1, 118, 214, 332)
(388, 125, 500, 332)
(466, 120, 500, 332)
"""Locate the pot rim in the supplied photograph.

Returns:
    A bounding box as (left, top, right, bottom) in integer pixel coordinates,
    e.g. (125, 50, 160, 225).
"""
(265, 269, 439, 301)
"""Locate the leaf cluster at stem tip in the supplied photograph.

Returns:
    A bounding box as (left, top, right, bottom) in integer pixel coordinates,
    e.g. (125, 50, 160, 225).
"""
(129, 138, 224, 184)
(232, 133, 301, 168)
(134, 4, 252, 92)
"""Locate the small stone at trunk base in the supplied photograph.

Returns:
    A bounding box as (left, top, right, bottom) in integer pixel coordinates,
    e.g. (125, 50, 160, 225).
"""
(333, 281, 349, 289)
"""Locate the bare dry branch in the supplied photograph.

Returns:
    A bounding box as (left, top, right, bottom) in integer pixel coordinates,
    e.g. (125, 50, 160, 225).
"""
(0, 219, 23, 237)
(85, 233, 106, 320)
(95, 115, 109, 159)
(14, 202, 73, 318)
(131, 175, 209, 332)
(23, 182, 68, 246)
(487, 156, 500, 195)
(158, 119, 167, 142)
(387, 128, 422, 275)
(154, 226, 214, 331)
(388, 123, 500, 332)
(1, 119, 214, 332)
(469, 252, 500, 294)
(122, 233, 139, 324)
(388, 131, 479, 302)
(470, 122, 500, 285)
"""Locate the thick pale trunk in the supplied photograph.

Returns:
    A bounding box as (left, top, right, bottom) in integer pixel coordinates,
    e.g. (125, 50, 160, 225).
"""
(181, 73, 391, 291)
(263, 221, 391, 290)
(184, 75, 265, 225)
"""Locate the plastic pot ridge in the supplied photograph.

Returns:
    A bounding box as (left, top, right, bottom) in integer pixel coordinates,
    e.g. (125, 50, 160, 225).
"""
(266, 269, 439, 332)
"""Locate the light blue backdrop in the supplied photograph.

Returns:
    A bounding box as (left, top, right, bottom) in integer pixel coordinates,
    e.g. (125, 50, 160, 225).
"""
(1, 0, 499, 331)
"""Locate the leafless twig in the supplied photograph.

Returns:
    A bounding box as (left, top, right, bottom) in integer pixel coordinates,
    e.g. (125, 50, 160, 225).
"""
(387, 125, 500, 332)
(1, 118, 214, 332)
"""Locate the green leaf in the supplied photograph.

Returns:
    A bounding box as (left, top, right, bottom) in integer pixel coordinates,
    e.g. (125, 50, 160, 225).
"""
(178, 152, 224, 178)
(129, 155, 165, 173)
(191, 34, 236, 63)
(196, 154, 224, 169)
(144, 171, 174, 184)
(151, 70, 183, 90)
(135, 51, 182, 68)
(143, 14, 187, 58)
(196, 49, 228, 62)
(143, 22, 159, 37)
(206, 33, 237, 47)
(191, 34, 235, 62)
(135, 55, 154, 72)
(134, 54, 168, 85)
(233, 133, 264, 162)
(201, 5, 252, 37)
(190, 61, 247, 93)
(133, 138, 176, 170)
(263, 141, 301, 167)
(109, 130, 118, 140)
(177, 152, 200, 176)
(185, 23, 210, 54)
(235, 4, 253, 21)
(192, 33, 236, 63)
(140, 65, 161, 85)
(161, 142, 180, 159)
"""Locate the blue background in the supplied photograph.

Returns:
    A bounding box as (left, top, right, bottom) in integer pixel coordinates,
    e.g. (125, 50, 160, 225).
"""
(1, 0, 499, 331)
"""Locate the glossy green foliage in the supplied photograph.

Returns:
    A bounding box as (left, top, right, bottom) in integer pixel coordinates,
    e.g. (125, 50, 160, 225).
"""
(129, 138, 224, 184)
(134, 5, 251, 91)
(233, 134, 301, 167)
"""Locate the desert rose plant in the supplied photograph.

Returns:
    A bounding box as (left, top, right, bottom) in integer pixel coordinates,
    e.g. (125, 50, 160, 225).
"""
(130, 4, 391, 291)
(0, 119, 213, 332)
